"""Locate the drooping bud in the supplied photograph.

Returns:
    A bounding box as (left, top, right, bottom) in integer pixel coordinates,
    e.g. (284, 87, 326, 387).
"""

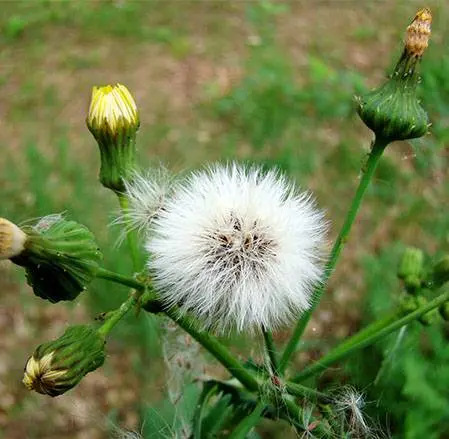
(432, 256, 449, 288)
(357, 8, 432, 143)
(397, 247, 424, 294)
(86, 83, 140, 192)
(23, 325, 105, 397)
(0, 218, 27, 259)
(11, 215, 102, 303)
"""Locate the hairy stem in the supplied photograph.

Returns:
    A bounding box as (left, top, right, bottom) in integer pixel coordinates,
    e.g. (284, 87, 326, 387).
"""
(280, 136, 389, 373)
(262, 328, 280, 375)
(116, 192, 141, 271)
(292, 288, 449, 382)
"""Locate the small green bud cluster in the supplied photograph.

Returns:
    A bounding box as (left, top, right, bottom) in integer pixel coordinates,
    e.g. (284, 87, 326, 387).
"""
(398, 247, 449, 325)
(23, 325, 106, 397)
(10, 216, 102, 303)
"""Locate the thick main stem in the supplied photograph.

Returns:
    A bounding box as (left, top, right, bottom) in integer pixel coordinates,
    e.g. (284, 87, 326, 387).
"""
(96, 267, 260, 392)
(165, 307, 259, 392)
(291, 288, 449, 383)
(280, 137, 388, 373)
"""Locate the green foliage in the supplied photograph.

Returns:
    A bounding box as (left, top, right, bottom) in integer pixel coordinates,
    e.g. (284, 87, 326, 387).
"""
(346, 247, 449, 438)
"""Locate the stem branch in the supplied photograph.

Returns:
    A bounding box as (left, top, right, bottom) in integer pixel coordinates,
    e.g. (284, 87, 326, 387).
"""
(280, 136, 388, 372)
(292, 288, 449, 382)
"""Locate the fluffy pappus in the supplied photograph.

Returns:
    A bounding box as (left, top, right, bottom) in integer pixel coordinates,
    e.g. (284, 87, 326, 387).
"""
(117, 167, 177, 238)
(146, 163, 328, 332)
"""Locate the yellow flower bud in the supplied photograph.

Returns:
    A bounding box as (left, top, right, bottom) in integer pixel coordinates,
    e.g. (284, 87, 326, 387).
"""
(86, 83, 140, 192)
(87, 84, 139, 138)
(0, 218, 27, 259)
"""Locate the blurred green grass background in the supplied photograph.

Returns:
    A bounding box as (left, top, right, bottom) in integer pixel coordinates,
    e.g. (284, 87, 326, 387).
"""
(0, 1, 448, 438)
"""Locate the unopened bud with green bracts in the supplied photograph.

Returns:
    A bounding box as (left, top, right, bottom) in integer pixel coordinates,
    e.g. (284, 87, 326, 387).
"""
(397, 247, 425, 294)
(357, 8, 431, 143)
(23, 325, 106, 397)
(10, 216, 102, 303)
(86, 83, 140, 192)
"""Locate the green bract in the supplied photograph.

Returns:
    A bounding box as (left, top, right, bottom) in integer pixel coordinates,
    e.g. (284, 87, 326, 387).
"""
(11, 216, 102, 302)
(23, 325, 106, 397)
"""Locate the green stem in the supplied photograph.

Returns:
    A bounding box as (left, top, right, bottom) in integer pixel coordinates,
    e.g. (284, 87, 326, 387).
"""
(262, 328, 280, 374)
(280, 136, 388, 373)
(98, 293, 137, 337)
(116, 193, 141, 271)
(292, 288, 449, 383)
(96, 267, 145, 291)
(285, 381, 331, 402)
(228, 400, 266, 439)
(96, 267, 261, 392)
(165, 307, 259, 392)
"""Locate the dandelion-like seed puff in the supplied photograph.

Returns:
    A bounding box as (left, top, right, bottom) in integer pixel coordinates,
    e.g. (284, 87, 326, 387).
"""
(146, 163, 328, 332)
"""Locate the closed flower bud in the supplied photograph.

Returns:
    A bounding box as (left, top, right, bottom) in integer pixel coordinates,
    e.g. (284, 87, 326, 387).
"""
(0, 218, 27, 259)
(397, 247, 424, 294)
(432, 256, 449, 288)
(357, 8, 431, 143)
(23, 325, 105, 397)
(86, 83, 140, 192)
(11, 216, 102, 303)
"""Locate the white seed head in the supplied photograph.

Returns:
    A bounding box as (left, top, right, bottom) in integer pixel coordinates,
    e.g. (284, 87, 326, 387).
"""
(146, 163, 328, 332)
(0, 218, 27, 259)
(118, 167, 178, 237)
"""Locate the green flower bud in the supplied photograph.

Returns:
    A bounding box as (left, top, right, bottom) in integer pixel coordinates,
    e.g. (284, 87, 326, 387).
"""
(11, 216, 102, 303)
(86, 83, 140, 192)
(357, 8, 431, 143)
(23, 325, 105, 397)
(397, 247, 424, 294)
(432, 256, 449, 288)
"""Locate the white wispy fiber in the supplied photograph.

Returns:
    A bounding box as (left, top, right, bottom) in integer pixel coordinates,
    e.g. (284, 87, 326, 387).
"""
(146, 163, 328, 332)
(119, 166, 177, 237)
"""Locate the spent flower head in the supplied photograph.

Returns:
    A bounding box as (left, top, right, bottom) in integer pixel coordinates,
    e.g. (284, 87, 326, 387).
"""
(87, 83, 140, 192)
(23, 325, 106, 397)
(357, 8, 432, 143)
(146, 163, 327, 332)
(0, 218, 27, 259)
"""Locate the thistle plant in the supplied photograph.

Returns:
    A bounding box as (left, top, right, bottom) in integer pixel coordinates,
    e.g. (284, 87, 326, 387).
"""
(3, 7, 446, 438)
